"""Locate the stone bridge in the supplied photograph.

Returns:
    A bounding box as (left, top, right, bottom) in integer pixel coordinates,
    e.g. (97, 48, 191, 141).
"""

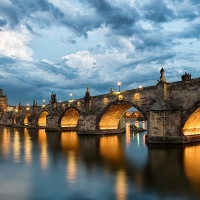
(0, 68, 200, 144)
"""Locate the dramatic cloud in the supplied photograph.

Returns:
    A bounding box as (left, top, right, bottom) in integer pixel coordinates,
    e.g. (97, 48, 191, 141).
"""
(0, 0, 199, 105)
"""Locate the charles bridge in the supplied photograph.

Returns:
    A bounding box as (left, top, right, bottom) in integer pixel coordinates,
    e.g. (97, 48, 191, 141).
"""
(0, 68, 200, 144)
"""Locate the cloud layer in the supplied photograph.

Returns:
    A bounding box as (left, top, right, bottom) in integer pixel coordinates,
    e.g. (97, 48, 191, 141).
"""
(0, 0, 200, 105)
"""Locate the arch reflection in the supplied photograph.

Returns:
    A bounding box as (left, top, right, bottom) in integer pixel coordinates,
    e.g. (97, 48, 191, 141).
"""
(61, 132, 79, 185)
(184, 144, 200, 194)
(38, 129, 48, 170)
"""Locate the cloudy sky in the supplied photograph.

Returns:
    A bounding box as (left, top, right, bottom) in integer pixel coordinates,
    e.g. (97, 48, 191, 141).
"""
(0, 0, 200, 105)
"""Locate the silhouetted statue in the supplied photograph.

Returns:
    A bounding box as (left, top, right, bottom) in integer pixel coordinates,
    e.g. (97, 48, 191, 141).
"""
(50, 92, 57, 104)
(181, 72, 191, 81)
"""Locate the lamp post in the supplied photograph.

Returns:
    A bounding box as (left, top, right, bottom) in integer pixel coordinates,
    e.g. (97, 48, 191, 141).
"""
(70, 93, 73, 100)
(117, 82, 121, 92)
(43, 99, 45, 104)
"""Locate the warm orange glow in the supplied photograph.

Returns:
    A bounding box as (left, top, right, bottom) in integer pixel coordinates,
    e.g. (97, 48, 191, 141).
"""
(184, 145, 200, 192)
(183, 107, 200, 135)
(24, 128, 32, 164)
(38, 129, 49, 169)
(115, 169, 127, 200)
(134, 93, 140, 100)
(124, 111, 143, 119)
(99, 104, 131, 129)
(61, 108, 79, 128)
(38, 111, 49, 126)
(1, 128, 11, 158)
(126, 122, 131, 146)
(24, 113, 31, 125)
(13, 130, 21, 162)
(66, 151, 77, 185)
(100, 136, 123, 163)
(61, 132, 79, 151)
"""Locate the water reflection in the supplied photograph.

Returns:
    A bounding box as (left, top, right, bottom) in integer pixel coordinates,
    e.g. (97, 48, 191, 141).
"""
(66, 151, 77, 185)
(115, 169, 127, 200)
(100, 136, 124, 163)
(24, 128, 32, 165)
(0, 127, 11, 158)
(184, 144, 200, 194)
(61, 131, 79, 186)
(0, 127, 200, 199)
(38, 129, 48, 170)
(13, 129, 21, 162)
(126, 122, 131, 146)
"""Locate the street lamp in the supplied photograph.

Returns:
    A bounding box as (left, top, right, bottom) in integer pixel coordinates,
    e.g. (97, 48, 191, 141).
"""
(70, 93, 73, 100)
(117, 82, 121, 92)
(43, 99, 45, 104)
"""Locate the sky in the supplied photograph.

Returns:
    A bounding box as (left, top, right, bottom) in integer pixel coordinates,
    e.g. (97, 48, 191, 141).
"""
(0, 0, 200, 106)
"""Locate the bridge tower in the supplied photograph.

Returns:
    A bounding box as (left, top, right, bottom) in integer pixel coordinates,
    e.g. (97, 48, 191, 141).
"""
(146, 68, 183, 143)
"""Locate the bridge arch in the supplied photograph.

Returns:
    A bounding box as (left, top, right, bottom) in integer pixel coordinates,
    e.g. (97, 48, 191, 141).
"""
(96, 100, 146, 130)
(13, 113, 18, 125)
(59, 106, 80, 128)
(23, 112, 31, 126)
(183, 100, 200, 135)
(37, 110, 49, 127)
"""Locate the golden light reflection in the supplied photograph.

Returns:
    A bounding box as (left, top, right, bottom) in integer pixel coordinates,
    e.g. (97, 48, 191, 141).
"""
(38, 111, 49, 126)
(24, 128, 32, 165)
(66, 151, 77, 186)
(38, 129, 48, 170)
(1, 128, 11, 158)
(100, 136, 123, 163)
(13, 130, 21, 162)
(115, 169, 127, 200)
(126, 122, 131, 146)
(183, 107, 200, 135)
(61, 132, 79, 151)
(184, 145, 200, 192)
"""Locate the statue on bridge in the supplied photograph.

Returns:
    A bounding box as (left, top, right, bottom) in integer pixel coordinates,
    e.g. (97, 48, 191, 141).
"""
(181, 72, 191, 81)
(159, 68, 166, 83)
(50, 92, 57, 104)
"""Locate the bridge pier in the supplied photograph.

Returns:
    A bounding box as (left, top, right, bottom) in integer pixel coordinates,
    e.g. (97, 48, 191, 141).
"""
(78, 113, 98, 134)
(146, 108, 184, 143)
(46, 112, 60, 131)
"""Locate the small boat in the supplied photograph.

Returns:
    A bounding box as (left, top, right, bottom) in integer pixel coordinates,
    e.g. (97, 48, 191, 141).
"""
(130, 124, 146, 133)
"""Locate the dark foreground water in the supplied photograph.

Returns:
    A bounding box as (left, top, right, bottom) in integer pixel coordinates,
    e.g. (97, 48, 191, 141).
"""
(0, 127, 200, 200)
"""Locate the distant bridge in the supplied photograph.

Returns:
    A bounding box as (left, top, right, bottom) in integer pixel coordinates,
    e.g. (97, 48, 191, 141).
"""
(0, 68, 200, 144)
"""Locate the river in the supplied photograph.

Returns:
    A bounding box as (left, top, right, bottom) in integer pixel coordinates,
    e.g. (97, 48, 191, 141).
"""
(0, 126, 200, 200)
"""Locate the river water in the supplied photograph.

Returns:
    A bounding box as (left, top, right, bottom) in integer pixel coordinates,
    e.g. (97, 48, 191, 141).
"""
(0, 127, 200, 200)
